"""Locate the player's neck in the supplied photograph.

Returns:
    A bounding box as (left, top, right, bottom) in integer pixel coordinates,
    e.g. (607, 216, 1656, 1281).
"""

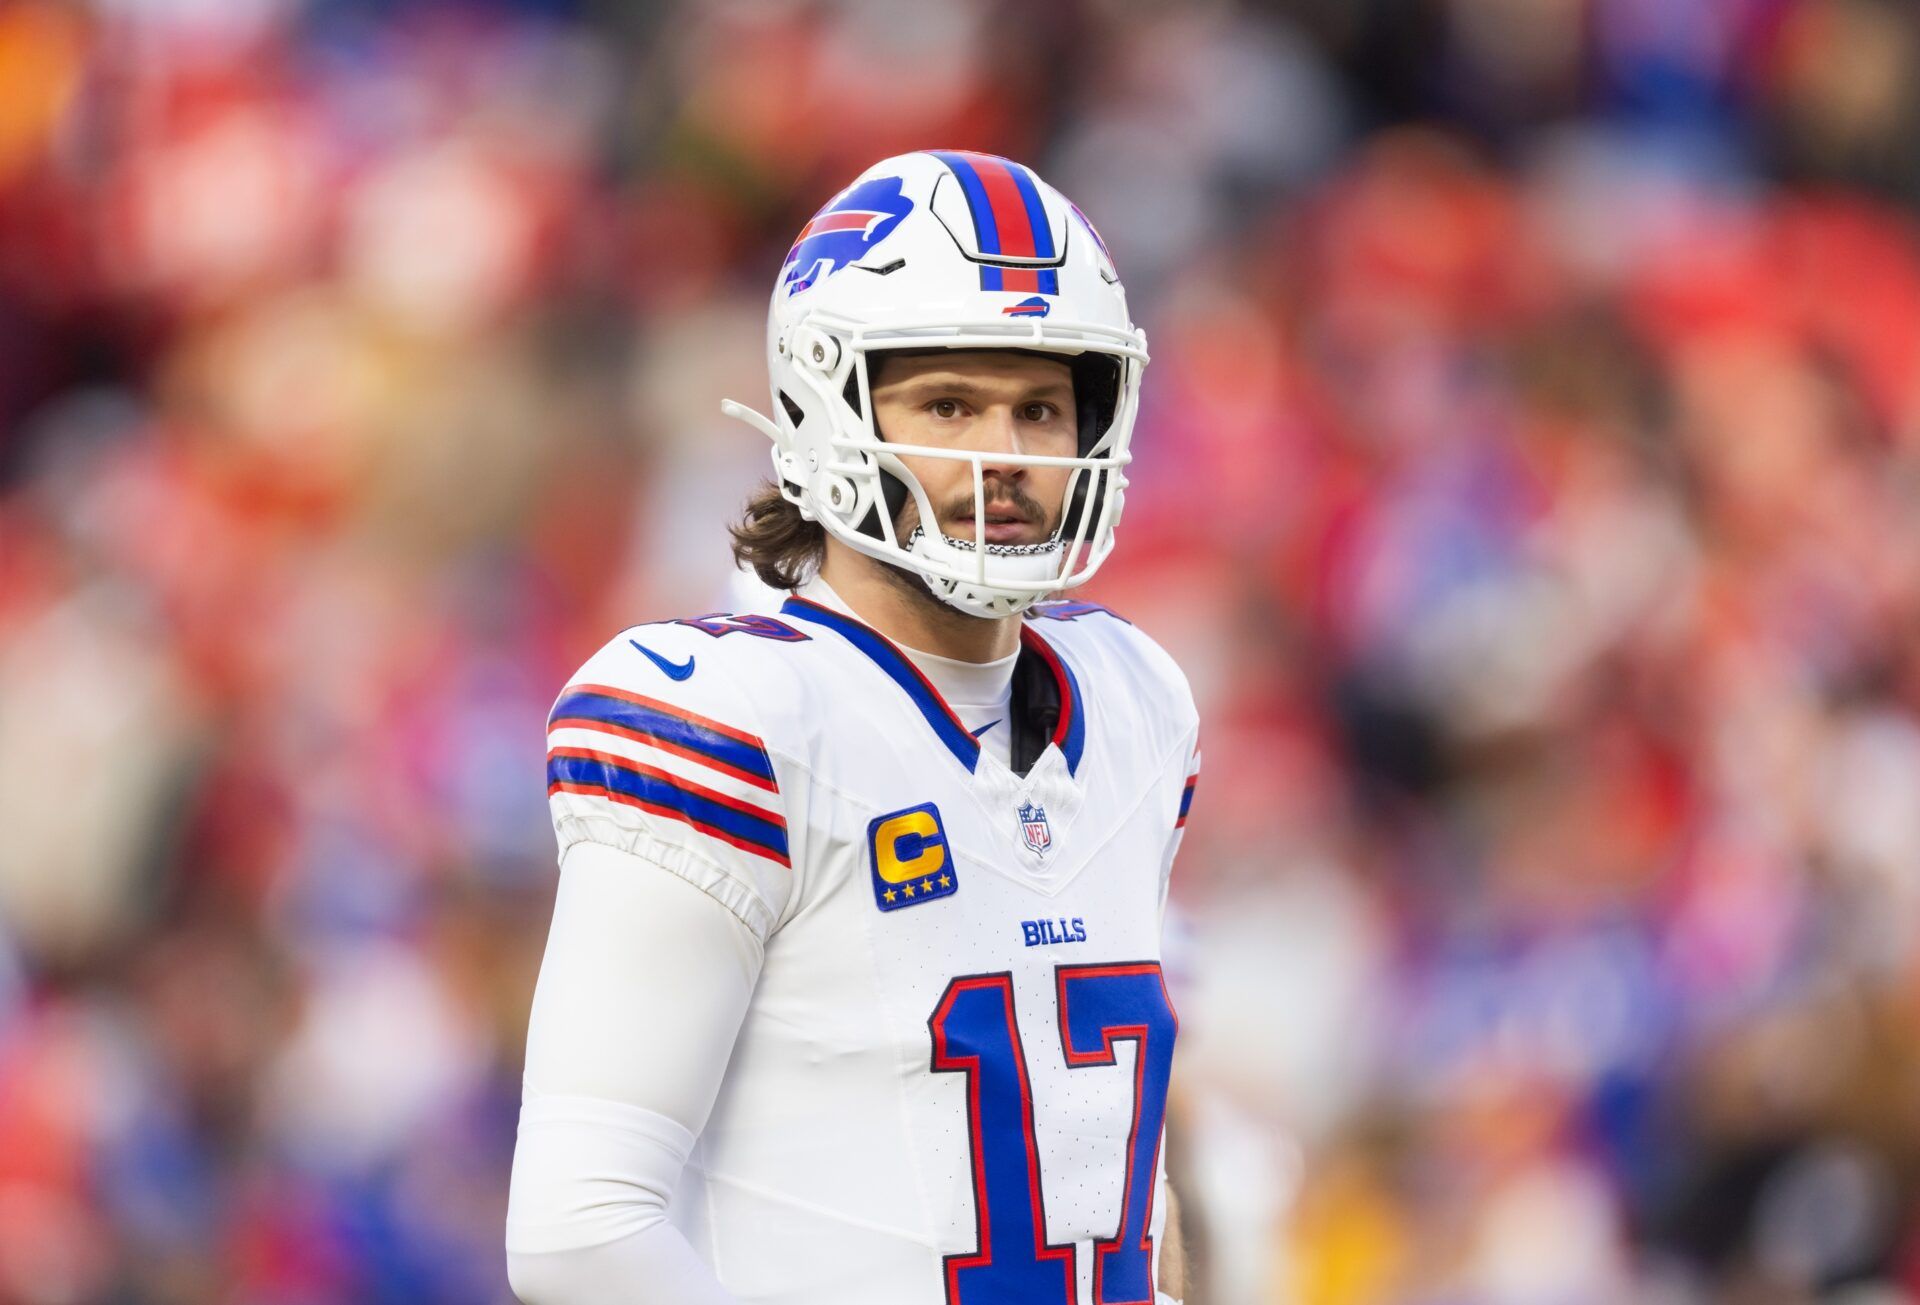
(815, 549, 1020, 663)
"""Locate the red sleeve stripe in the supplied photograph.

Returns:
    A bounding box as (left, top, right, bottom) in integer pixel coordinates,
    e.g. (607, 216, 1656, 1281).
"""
(547, 683, 777, 791)
(547, 746, 789, 867)
(545, 716, 778, 792)
(564, 683, 768, 749)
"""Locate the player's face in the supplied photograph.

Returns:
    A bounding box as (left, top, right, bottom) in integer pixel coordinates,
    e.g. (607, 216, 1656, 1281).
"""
(869, 350, 1078, 549)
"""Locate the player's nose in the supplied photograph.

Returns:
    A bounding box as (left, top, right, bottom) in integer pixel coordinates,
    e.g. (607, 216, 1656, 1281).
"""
(973, 405, 1030, 472)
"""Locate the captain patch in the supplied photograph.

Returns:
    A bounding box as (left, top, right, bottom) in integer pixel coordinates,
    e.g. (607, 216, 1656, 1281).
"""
(869, 803, 957, 912)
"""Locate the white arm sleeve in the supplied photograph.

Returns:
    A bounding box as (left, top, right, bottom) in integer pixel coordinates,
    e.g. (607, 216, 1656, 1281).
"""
(506, 839, 763, 1303)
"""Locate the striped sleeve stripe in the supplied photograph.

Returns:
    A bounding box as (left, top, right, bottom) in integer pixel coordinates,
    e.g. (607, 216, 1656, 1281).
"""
(547, 747, 790, 867)
(548, 684, 777, 791)
(544, 722, 770, 811)
(1176, 750, 1200, 828)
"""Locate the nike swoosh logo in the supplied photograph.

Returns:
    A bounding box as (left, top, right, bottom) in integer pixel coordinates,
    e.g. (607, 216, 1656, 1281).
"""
(629, 640, 695, 681)
(970, 719, 1002, 738)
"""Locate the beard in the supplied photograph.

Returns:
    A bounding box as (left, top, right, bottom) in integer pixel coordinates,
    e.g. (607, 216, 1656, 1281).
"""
(873, 476, 1063, 620)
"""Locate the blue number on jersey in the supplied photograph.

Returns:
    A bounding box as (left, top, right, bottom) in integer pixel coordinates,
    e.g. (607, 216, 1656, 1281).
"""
(928, 964, 1178, 1304)
(1058, 964, 1179, 1305)
(929, 975, 1078, 1303)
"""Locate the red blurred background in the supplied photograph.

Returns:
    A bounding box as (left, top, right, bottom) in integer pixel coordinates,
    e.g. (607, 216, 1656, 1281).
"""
(2, 1, 1919, 1301)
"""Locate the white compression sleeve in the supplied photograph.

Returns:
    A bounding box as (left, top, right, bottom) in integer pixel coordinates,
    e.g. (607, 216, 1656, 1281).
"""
(506, 840, 763, 1302)
(507, 1094, 737, 1305)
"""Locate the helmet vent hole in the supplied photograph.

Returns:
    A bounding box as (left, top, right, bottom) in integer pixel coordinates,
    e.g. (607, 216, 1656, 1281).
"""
(779, 392, 805, 426)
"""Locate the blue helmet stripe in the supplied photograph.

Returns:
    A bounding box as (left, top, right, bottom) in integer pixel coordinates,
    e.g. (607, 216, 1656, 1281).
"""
(931, 150, 1002, 256)
(1007, 163, 1055, 258)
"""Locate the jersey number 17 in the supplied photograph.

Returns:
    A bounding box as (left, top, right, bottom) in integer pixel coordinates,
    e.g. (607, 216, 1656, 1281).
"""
(928, 962, 1177, 1305)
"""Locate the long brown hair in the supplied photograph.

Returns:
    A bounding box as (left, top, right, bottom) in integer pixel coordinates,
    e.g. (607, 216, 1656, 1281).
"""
(729, 483, 826, 590)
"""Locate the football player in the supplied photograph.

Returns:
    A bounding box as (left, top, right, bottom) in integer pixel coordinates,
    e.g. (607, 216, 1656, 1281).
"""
(508, 150, 1200, 1305)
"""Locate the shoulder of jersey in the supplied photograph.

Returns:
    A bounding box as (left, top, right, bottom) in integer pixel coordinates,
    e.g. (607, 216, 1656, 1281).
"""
(545, 611, 825, 935)
(1023, 599, 1197, 740)
(550, 610, 819, 762)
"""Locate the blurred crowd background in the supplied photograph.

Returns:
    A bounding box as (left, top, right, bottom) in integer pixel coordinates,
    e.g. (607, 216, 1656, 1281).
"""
(3, 0, 1919, 1301)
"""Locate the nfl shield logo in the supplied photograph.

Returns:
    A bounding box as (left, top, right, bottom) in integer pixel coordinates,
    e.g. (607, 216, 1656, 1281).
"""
(1017, 801, 1052, 855)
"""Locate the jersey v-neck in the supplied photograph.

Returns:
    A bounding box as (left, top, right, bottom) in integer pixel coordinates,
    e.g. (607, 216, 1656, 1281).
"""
(896, 644, 1015, 769)
(781, 581, 1085, 779)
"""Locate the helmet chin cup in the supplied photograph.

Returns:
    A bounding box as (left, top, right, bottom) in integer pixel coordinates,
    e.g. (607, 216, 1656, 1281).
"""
(722, 151, 1148, 619)
(907, 528, 1065, 618)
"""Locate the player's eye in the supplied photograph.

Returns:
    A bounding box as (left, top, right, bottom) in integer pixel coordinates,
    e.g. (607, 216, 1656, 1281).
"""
(1020, 402, 1058, 422)
(929, 398, 963, 419)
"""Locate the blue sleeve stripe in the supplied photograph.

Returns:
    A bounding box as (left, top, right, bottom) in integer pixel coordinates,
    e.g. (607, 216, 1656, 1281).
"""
(547, 748, 790, 866)
(1178, 780, 1196, 817)
(549, 687, 776, 789)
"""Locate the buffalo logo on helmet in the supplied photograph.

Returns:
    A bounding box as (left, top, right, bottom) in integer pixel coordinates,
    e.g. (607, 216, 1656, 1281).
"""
(782, 176, 914, 296)
(1001, 295, 1051, 318)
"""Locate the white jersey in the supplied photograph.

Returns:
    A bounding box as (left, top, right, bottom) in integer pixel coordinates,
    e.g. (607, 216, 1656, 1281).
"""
(544, 595, 1200, 1305)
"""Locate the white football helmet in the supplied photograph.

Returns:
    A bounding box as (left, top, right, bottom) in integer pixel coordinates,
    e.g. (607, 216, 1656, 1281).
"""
(722, 150, 1148, 618)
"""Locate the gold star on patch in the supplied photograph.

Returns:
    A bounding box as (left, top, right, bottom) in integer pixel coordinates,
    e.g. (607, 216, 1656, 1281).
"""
(883, 888, 897, 902)
(902, 883, 915, 898)
(938, 873, 952, 888)
(921, 878, 934, 892)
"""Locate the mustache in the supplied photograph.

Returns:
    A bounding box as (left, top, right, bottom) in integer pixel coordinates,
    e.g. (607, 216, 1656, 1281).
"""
(936, 481, 1049, 526)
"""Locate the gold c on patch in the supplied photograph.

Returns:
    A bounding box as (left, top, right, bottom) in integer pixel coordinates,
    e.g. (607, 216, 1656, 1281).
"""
(868, 803, 957, 912)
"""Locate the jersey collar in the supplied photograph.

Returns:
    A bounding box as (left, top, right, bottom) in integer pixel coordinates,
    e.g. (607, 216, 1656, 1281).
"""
(780, 596, 1085, 777)
(1018, 621, 1086, 774)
